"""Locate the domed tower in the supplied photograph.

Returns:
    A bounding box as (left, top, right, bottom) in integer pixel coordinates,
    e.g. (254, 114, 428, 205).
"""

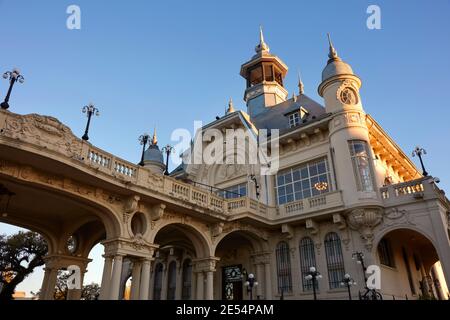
(318, 34, 381, 208)
(143, 129, 165, 175)
(240, 27, 289, 118)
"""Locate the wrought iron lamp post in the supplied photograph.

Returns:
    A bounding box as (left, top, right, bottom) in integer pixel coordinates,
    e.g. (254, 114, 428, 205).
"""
(305, 266, 322, 300)
(138, 133, 150, 166)
(412, 146, 428, 177)
(352, 251, 382, 300)
(1, 69, 25, 110)
(340, 273, 356, 300)
(81, 104, 100, 141)
(244, 273, 258, 301)
(162, 144, 174, 176)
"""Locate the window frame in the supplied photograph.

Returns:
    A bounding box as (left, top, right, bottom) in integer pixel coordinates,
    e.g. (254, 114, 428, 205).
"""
(324, 232, 346, 290)
(348, 140, 375, 192)
(275, 241, 293, 294)
(275, 157, 332, 206)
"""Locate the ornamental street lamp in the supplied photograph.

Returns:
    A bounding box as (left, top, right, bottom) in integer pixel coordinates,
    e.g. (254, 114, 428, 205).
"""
(412, 146, 428, 177)
(305, 266, 322, 300)
(352, 251, 382, 300)
(138, 133, 150, 166)
(161, 144, 174, 176)
(81, 104, 100, 141)
(244, 273, 258, 301)
(1, 69, 25, 110)
(340, 273, 357, 300)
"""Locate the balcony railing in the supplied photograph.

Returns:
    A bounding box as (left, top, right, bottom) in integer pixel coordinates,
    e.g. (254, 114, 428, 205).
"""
(380, 177, 447, 206)
(277, 191, 344, 217)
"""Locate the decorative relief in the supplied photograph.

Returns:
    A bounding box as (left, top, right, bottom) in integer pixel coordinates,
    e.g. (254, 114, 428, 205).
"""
(124, 195, 140, 223)
(210, 222, 224, 238)
(2, 113, 83, 158)
(379, 208, 415, 230)
(347, 208, 383, 250)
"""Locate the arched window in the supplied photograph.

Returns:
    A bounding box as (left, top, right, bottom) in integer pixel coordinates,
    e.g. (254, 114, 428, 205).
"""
(324, 232, 346, 289)
(181, 259, 192, 300)
(167, 261, 177, 300)
(299, 237, 317, 292)
(153, 263, 163, 300)
(275, 241, 292, 294)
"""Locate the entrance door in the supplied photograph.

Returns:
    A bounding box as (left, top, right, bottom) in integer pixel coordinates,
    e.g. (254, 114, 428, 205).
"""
(222, 265, 243, 300)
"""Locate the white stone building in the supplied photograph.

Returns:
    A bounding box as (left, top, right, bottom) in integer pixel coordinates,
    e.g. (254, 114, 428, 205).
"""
(0, 30, 449, 301)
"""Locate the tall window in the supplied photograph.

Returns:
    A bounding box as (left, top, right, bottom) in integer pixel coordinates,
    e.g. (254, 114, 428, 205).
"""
(276, 241, 292, 294)
(167, 261, 177, 300)
(349, 140, 374, 192)
(324, 233, 346, 289)
(276, 158, 331, 205)
(378, 238, 395, 268)
(153, 263, 163, 300)
(299, 237, 318, 292)
(181, 259, 192, 300)
(217, 183, 247, 199)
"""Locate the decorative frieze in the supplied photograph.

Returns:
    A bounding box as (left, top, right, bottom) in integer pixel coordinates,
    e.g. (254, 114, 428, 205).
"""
(346, 208, 383, 250)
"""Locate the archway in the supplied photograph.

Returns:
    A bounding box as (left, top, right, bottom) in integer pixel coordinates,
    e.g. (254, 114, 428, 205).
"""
(214, 230, 266, 300)
(149, 223, 211, 300)
(374, 228, 449, 300)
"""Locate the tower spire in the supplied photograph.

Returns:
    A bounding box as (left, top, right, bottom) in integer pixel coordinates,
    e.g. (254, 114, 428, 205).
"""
(255, 26, 270, 53)
(226, 98, 235, 114)
(152, 127, 158, 145)
(298, 71, 305, 95)
(327, 33, 340, 61)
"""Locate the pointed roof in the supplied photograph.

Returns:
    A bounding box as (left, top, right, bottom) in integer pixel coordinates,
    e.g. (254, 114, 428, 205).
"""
(255, 26, 270, 53)
(298, 71, 305, 95)
(151, 127, 158, 145)
(226, 98, 235, 114)
(321, 33, 354, 83)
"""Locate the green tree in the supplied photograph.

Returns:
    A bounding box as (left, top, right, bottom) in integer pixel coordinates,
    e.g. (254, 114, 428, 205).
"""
(0, 231, 48, 300)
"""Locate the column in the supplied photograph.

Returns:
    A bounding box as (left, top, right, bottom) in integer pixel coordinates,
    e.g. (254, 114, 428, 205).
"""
(41, 267, 58, 300)
(196, 272, 204, 300)
(256, 264, 264, 299)
(130, 260, 142, 300)
(109, 255, 124, 300)
(140, 259, 151, 300)
(99, 255, 113, 300)
(67, 268, 85, 300)
(160, 265, 168, 300)
(205, 271, 214, 300)
(264, 262, 272, 300)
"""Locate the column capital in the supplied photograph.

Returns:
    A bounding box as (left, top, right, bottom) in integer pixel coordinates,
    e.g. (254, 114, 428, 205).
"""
(193, 257, 220, 272)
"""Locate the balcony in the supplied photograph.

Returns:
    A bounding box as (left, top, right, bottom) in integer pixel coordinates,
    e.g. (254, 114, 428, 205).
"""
(380, 177, 448, 207)
(276, 190, 344, 218)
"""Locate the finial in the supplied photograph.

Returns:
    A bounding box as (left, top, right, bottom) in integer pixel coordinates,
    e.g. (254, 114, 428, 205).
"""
(327, 33, 339, 61)
(255, 26, 270, 53)
(152, 127, 158, 145)
(292, 92, 297, 102)
(297, 71, 305, 95)
(227, 98, 235, 114)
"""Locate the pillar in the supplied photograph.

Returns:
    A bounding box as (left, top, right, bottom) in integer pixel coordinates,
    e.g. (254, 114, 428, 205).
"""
(67, 268, 86, 300)
(99, 255, 113, 300)
(264, 262, 272, 300)
(205, 271, 214, 300)
(256, 264, 264, 299)
(130, 260, 142, 300)
(109, 255, 124, 300)
(140, 259, 151, 300)
(196, 272, 204, 300)
(40, 267, 58, 300)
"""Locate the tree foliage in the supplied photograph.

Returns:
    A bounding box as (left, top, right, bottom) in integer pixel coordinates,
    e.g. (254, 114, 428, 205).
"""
(0, 231, 48, 300)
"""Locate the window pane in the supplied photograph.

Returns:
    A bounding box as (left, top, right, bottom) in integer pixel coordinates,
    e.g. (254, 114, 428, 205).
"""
(301, 168, 309, 179)
(317, 162, 326, 174)
(309, 164, 318, 176)
(293, 170, 301, 181)
(277, 175, 285, 186)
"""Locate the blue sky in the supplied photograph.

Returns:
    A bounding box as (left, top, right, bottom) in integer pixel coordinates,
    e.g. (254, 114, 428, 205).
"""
(0, 0, 449, 295)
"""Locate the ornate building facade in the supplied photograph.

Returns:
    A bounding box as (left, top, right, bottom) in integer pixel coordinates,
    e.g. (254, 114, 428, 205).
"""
(0, 31, 449, 300)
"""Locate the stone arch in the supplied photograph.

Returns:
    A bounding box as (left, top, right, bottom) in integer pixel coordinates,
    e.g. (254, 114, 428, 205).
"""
(150, 222, 212, 259)
(213, 229, 269, 255)
(372, 226, 447, 299)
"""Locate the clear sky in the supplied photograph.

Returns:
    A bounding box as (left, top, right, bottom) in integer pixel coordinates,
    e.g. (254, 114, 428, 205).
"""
(0, 0, 449, 296)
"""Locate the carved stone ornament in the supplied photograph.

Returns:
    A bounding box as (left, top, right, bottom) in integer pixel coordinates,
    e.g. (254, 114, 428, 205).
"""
(2, 113, 83, 158)
(379, 208, 415, 230)
(347, 208, 383, 250)
(123, 195, 140, 223)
